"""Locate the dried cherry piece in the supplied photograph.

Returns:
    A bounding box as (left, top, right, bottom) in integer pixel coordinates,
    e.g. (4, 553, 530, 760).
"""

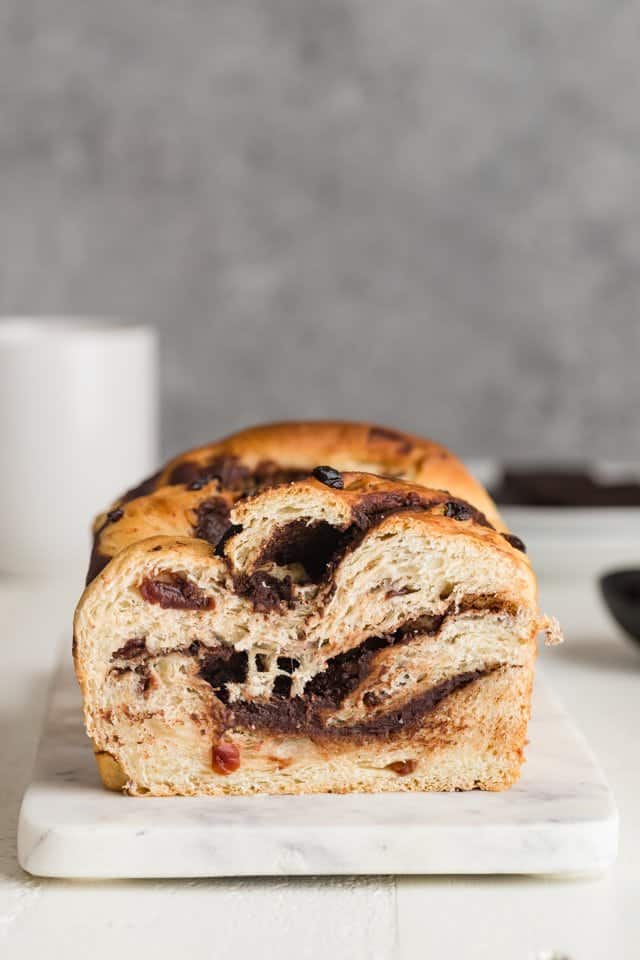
(386, 759, 417, 775)
(212, 740, 241, 774)
(140, 575, 211, 610)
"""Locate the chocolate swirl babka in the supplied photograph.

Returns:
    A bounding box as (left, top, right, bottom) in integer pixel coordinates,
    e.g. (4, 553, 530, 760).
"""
(73, 421, 561, 795)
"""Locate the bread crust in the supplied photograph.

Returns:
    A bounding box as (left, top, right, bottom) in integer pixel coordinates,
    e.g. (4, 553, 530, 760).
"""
(157, 420, 502, 526)
(87, 421, 503, 584)
(74, 423, 557, 797)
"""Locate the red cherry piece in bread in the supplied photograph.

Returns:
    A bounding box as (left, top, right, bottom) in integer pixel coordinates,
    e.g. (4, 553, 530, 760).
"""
(212, 740, 241, 774)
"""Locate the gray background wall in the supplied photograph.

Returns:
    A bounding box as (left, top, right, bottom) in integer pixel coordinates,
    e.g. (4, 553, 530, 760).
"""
(1, 0, 638, 461)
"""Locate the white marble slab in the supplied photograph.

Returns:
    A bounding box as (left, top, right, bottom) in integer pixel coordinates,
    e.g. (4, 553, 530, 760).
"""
(18, 659, 618, 879)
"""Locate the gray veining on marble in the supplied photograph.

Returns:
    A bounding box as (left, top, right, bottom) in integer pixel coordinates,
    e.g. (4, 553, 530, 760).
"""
(18, 661, 617, 879)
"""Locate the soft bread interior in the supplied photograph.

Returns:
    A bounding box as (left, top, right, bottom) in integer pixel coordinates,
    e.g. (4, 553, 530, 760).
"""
(94, 666, 533, 795)
(74, 477, 546, 796)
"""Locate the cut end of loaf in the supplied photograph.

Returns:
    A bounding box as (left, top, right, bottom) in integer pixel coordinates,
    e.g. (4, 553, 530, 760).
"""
(74, 468, 549, 797)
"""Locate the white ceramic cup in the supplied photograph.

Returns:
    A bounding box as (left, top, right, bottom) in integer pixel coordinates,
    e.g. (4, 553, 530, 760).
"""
(0, 319, 158, 576)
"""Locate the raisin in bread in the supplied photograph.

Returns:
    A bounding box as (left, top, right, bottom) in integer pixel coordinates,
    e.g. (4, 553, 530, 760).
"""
(74, 424, 560, 796)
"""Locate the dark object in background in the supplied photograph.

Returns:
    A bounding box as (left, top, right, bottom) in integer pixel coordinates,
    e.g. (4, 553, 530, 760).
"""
(600, 570, 640, 647)
(493, 468, 640, 507)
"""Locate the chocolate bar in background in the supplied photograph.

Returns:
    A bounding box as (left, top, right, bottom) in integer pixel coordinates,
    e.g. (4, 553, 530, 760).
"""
(492, 467, 640, 508)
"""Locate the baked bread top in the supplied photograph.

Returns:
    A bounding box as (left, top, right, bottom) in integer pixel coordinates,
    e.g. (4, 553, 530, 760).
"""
(87, 421, 504, 584)
(73, 425, 562, 797)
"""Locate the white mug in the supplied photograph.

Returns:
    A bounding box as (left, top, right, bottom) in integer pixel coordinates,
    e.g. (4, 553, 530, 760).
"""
(0, 319, 158, 577)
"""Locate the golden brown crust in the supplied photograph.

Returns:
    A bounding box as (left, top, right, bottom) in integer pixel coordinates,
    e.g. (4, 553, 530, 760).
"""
(88, 482, 235, 580)
(156, 421, 501, 526)
(94, 750, 128, 791)
(88, 422, 504, 583)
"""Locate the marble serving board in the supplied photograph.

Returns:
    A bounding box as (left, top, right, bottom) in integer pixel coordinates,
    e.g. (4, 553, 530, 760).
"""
(18, 661, 618, 879)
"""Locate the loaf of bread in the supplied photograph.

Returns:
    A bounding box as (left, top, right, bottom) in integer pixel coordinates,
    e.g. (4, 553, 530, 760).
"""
(73, 421, 561, 795)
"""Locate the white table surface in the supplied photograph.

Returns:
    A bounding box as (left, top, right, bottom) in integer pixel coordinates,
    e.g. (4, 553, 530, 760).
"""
(1, 567, 638, 959)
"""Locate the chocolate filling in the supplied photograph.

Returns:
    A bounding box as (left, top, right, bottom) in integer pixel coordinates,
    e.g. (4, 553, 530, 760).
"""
(233, 571, 294, 612)
(194, 595, 513, 735)
(277, 656, 300, 674)
(501, 532, 527, 553)
(200, 648, 249, 704)
(272, 674, 293, 698)
(312, 465, 345, 489)
(110, 594, 514, 740)
(442, 499, 493, 528)
(214, 523, 243, 557)
(188, 606, 449, 713)
(168, 456, 308, 492)
(351, 489, 437, 528)
(112, 637, 147, 660)
(350, 488, 492, 534)
(169, 455, 250, 488)
(231, 668, 489, 738)
(303, 636, 391, 707)
(194, 497, 232, 548)
(345, 670, 488, 736)
(253, 490, 494, 586)
(255, 519, 352, 581)
(109, 651, 156, 696)
(252, 460, 310, 489)
(443, 500, 474, 521)
(140, 574, 212, 610)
